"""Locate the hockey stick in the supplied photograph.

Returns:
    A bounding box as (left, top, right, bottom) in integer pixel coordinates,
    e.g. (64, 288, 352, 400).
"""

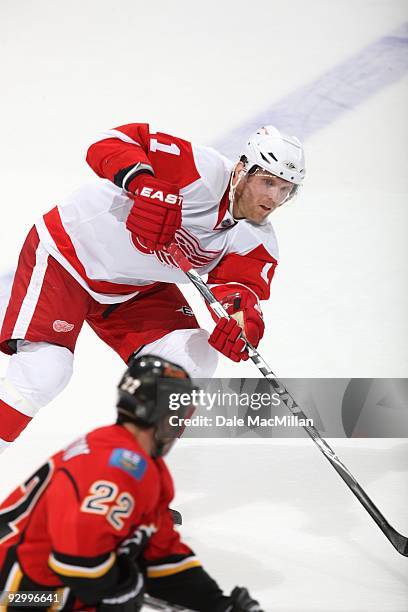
(167, 242, 408, 557)
(143, 594, 196, 611)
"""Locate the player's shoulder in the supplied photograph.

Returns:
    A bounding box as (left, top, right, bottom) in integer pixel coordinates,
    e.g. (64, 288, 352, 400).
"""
(154, 457, 174, 491)
(59, 426, 159, 497)
(191, 143, 234, 200)
(231, 219, 279, 261)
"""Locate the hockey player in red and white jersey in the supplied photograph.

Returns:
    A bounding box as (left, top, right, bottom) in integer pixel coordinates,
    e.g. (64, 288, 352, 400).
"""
(0, 355, 264, 612)
(0, 123, 305, 452)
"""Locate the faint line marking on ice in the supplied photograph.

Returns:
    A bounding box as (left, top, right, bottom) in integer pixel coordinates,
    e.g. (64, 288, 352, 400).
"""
(216, 22, 408, 157)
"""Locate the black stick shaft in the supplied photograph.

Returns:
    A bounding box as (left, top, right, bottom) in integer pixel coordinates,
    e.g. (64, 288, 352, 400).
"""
(167, 243, 408, 557)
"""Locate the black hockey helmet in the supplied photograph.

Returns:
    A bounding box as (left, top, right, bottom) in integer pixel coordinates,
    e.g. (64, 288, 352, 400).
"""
(116, 354, 196, 456)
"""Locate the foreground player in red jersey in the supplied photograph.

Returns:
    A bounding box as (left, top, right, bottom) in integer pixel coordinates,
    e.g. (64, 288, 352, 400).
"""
(0, 123, 305, 452)
(0, 355, 263, 611)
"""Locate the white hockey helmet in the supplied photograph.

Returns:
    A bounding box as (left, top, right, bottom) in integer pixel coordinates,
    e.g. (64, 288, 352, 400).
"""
(242, 125, 305, 185)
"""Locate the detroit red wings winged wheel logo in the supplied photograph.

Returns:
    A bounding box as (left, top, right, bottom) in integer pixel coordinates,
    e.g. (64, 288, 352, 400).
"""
(53, 320, 75, 333)
(131, 227, 220, 268)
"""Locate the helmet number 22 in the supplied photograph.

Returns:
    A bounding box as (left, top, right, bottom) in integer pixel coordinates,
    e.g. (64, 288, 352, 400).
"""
(81, 481, 135, 531)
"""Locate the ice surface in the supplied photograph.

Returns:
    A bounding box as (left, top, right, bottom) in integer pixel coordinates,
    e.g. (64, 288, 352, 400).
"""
(166, 438, 408, 611)
(1, 436, 407, 611)
(1, 1, 407, 609)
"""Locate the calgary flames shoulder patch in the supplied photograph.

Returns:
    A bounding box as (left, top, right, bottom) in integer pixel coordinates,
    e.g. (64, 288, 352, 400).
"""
(109, 449, 147, 481)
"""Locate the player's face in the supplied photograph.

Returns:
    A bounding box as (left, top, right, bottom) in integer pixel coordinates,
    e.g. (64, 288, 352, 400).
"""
(153, 405, 195, 457)
(233, 168, 295, 223)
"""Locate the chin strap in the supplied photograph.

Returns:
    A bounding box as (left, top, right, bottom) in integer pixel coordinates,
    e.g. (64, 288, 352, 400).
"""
(228, 167, 246, 219)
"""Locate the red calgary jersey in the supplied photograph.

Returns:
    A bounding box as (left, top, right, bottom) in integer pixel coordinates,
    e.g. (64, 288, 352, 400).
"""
(35, 123, 278, 304)
(0, 425, 196, 606)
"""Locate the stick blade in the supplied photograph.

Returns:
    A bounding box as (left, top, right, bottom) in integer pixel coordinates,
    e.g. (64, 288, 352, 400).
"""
(388, 528, 408, 556)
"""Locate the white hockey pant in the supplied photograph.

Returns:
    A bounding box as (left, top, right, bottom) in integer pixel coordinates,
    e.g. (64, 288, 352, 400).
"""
(0, 329, 217, 453)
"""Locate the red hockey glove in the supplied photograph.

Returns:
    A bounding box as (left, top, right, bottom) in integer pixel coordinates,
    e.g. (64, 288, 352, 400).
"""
(208, 317, 249, 362)
(209, 284, 265, 347)
(126, 176, 182, 250)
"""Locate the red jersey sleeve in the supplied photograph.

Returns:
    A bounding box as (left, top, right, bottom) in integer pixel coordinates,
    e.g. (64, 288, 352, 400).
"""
(86, 123, 200, 192)
(45, 464, 144, 602)
(143, 459, 193, 570)
(208, 243, 278, 300)
(144, 507, 195, 569)
(44, 469, 120, 600)
(142, 460, 229, 610)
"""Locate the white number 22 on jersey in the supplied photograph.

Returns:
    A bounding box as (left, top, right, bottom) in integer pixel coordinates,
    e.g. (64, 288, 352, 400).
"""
(81, 480, 135, 531)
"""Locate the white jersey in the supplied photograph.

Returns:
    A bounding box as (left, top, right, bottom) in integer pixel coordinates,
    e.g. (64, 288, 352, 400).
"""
(35, 124, 279, 304)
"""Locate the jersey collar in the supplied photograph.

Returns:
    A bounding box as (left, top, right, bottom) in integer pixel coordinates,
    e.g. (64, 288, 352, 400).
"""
(213, 183, 239, 231)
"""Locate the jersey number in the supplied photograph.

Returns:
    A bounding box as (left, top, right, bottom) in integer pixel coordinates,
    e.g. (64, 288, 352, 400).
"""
(150, 137, 180, 156)
(109, 493, 134, 530)
(0, 461, 53, 544)
(81, 481, 135, 531)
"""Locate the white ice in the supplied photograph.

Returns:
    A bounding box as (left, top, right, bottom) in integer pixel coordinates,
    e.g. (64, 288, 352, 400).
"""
(1, 1, 407, 609)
